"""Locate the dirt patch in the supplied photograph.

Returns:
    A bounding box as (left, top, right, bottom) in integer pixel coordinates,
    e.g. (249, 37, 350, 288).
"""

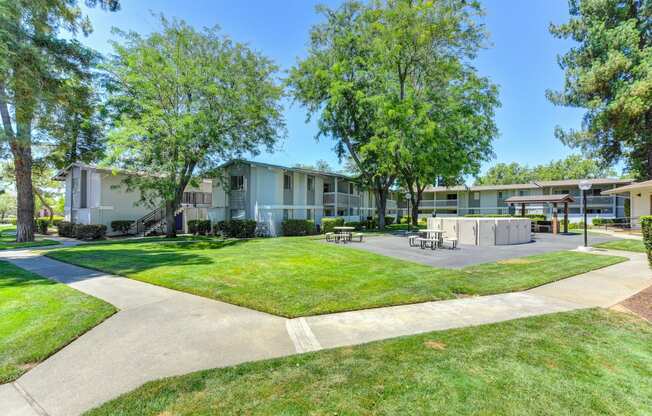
(18, 362, 37, 371)
(496, 258, 540, 265)
(617, 285, 652, 322)
(424, 340, 447, 350)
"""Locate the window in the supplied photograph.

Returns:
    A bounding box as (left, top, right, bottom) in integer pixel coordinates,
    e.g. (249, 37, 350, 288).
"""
(307, 176, 314, 192)
(349, 183, 354, 194)
(230, 209, 245, 219)
(306, 209, 313, 220)
(473, 192, 480, 201)
(230, 175, 244, 190)
(519, 190, 526, 196)
(560, 189, 570, 195)
(324, 183, 331, 193)
(80, 170, 88, 208)
(498, 191, 503, 199)
(284, 174, 292, 190)
(446, 193, 457, 200)
(283, 209, 290, 220)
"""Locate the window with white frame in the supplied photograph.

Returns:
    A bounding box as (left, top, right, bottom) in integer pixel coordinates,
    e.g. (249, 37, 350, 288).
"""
(306, 209, 313, 220)
(284, 174, 292, 190)
(307, 176, 314, 192)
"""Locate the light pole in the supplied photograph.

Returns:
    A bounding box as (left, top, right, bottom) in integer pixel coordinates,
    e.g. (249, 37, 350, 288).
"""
(578, 180, 592, 250)
(405, 192, 412, 232)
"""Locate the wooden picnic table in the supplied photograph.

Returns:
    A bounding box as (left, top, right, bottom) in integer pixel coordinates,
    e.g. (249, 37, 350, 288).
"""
(333, 226, 355, 243)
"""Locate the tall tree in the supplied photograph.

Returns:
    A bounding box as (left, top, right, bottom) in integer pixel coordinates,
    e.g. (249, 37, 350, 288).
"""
(0, 192, 16, 222)
(106, 16, 285, 237)
(548, 0, 652, 179)
(0, 0, 119, 242)
(290, 1, 397, 228)
(367, 0, 498, 225)
(475, 154, 619, 185)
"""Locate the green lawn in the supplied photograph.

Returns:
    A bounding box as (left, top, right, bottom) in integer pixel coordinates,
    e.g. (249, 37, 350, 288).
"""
(46, 238, 625, 317)
(0, 227, 59, 250)
(85, 309, 652, 416)
(0, 261, 116, 383)
(594, 239, 646, 253)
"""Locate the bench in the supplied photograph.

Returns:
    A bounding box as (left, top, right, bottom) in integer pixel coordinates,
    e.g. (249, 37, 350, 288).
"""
(408, 234, 420, 247)
(353, 232, 364, 242)
(442, 236, 458, 250)
(417, 237, 438, 250)
(325, 232, 334, 242)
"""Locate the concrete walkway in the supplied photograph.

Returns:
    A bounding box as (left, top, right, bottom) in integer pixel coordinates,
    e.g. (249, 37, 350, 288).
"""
(0, 247, 650, 416)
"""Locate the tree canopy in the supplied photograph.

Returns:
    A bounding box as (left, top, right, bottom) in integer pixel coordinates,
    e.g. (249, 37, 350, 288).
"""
(290, 0, 497, 226)
(105, 16, 285, 236)
(475, 155, 619, 185)
(0, 0, 119, 241)
(548, 0, 652, 179)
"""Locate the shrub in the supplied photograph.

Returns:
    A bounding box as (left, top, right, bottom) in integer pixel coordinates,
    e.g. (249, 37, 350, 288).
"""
(344, 221, 362, 231)
(50, 215, 64, 227)
(214, 219, 256, 238)
(73, 224, 107, 240)
(188, 219, 212, 235)
(111, 220, 134, 234)
(321, 217, 345, 233)
(281, 219, 316, 236)
(35, 218, 49, 234)
(57, 221, 74, 237)
(384, 216, 395, 226)
(361, 217, 377, 230)
(640, 216, 652, 265)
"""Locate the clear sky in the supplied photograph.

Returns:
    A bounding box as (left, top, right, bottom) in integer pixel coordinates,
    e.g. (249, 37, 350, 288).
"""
(78, 0, 593, 175)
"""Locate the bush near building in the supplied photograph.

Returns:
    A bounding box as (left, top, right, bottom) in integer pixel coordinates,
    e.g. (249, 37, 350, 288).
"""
(188, 220, 211, 235)
(321, 217, 345, 233)
(281, 219, 316, 236)
(57, 221, 107, 240)
(640, 216, 652, 265)
(110, 220, 134, 235)
(214, 220, 257, 238)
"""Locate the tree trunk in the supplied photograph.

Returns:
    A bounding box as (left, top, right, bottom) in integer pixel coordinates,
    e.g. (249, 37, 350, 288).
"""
(375, 189, 388, 229)
(11, 136, 35, 243)
(410, 195, 420, 226)
(165, 200, 177, 238)
(34, 188, 54, 223)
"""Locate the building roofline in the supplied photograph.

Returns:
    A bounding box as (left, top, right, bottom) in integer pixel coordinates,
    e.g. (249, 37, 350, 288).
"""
(602, 179, 652, 195)
(219, 159, 356, 180)
(425, 178, 632, 193)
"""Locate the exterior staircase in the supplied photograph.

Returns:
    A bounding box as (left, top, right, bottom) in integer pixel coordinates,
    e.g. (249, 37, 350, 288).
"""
(130, 206, 183, 236)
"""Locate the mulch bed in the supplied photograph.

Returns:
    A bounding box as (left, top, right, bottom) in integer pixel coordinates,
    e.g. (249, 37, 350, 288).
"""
(619, 285, 652, 322)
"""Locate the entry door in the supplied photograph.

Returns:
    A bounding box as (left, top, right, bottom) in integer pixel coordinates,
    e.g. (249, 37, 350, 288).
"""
(175, 212, 184, 231)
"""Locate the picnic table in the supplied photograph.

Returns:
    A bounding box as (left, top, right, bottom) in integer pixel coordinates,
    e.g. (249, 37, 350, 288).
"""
(333, 226, 355, 243)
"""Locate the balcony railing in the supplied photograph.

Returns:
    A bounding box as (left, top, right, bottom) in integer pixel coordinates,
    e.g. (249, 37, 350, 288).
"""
(182, 191, 212, 206)
(323, 192, 360, 207)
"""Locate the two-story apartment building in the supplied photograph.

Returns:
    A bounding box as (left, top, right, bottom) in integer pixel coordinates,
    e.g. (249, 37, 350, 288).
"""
(53, 163, 213, 235)
(208, 160, 397, 235)
(401, 178, 632, 221)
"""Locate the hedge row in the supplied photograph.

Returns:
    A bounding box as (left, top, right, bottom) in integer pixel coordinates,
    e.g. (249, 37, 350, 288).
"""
(214, 219, 257, 238)
(57, 221, 107, 240)
(281, 219, 316, 236)
(188, 219, 212, 235)
(592, 218, 627, 226)
(641, 216, 652, 266)
(111, 220, 134, 234)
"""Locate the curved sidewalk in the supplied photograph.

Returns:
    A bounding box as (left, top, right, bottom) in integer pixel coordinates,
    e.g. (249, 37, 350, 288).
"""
(0, 247, 650, 416)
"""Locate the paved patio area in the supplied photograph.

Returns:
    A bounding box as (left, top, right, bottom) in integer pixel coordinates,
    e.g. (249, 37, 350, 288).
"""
(347, 232, 618, 268)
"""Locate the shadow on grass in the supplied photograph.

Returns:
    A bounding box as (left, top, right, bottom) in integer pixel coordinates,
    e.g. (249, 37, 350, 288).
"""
(45, 238, 249, 277)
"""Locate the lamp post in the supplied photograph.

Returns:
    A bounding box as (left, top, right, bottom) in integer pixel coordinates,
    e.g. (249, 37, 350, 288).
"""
(405, 192, 412, 232)
(578, 180, 592, 250)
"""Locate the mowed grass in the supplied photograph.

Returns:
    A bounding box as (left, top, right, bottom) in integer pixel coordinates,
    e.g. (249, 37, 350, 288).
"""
(86, 309, 652, 416)
(594, 239, 646, 253)
(0, 261, 116, 383)
(0, 227, 59, 250)
(46, 238, 625, 317)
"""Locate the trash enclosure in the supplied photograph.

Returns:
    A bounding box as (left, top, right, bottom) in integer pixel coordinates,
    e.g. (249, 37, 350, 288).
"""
(427, 217, 532, 246)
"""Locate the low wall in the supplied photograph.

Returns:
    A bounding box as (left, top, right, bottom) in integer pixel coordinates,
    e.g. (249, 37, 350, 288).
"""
(427, 217, 531, 246)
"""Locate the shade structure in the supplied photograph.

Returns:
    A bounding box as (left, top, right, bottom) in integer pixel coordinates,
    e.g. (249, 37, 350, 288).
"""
(504, 194, 574, 234)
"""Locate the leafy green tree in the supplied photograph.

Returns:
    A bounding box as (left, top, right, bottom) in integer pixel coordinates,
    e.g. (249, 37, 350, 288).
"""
(475, 155, 618, 185)
(0, 193, 15, 222)
(0, 0, 119, 242)
(106, 16, 285, 237)
(367, 0, 498, 225)
(290, 1, 397, 228)
(548, 0, 652, 179)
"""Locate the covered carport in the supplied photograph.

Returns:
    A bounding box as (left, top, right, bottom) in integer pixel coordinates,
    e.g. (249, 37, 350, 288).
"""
(504, 194, 575, 234)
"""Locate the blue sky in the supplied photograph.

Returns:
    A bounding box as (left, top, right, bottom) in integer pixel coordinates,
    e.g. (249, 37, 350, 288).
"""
(79, 0, 592, 176)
